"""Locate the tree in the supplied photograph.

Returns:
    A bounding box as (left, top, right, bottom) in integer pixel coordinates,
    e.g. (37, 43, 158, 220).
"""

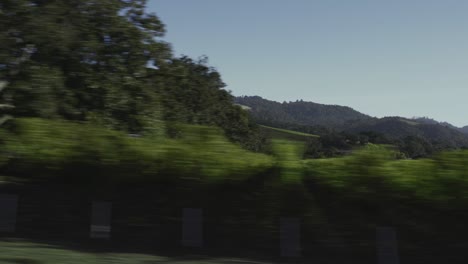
(399, 136, 434, 159)
(0, 0, 171, 132)
(152, 56, 264, 149)
(0, 0, 265, 149)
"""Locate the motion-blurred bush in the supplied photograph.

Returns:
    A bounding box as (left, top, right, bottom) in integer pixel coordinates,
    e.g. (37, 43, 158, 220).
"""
(0, 118, 273, 183)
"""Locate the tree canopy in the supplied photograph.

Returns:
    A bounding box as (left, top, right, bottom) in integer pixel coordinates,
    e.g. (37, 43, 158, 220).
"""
(0, 0, 260, 147)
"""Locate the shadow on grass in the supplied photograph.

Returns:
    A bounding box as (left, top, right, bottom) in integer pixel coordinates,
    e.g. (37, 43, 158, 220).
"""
(0, 237, 294, 264)
(0, 259, 43, 264)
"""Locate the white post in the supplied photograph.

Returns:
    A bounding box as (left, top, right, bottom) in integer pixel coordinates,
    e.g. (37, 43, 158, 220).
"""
(90, 201, 112, 239)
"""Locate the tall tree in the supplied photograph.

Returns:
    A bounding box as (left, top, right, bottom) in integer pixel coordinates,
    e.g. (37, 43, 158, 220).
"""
(153, 56, 265, 149)
(0, 0, 265, 149)
(0, 0, 171, 132)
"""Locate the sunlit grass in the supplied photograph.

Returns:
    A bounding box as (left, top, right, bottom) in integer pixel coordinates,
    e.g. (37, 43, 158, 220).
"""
(0, 240, 270, 264)
(259, 125, 319, 138)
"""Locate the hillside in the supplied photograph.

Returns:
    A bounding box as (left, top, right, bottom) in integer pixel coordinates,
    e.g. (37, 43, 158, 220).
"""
(237, 96, 468, 156)
(461, 126, 468, 134)
(412, 117, 468, 135)
(344, 117, 468, 148)
(235, 96, 370, 128)
(259, 125, 319, 139)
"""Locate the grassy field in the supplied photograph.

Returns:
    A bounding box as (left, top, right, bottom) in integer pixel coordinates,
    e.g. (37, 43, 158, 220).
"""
(0, 240, 273, 264)
(259, 125, 319, 141)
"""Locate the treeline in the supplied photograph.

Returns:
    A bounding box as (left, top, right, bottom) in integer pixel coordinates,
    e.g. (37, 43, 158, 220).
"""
(254, 119, 439, 159)
(0, 0, 265, 150)
(305, 128, 456, 159)
(307, 131, 453, 159)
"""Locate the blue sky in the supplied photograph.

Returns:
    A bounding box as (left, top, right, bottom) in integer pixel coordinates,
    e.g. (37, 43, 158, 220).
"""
(147, 0, 468, 127)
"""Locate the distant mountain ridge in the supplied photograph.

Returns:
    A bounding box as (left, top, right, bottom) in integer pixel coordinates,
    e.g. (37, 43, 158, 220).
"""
(235, 96, 370, 128)
(412, 117, 468, 134)
(235, 96, 468, 148)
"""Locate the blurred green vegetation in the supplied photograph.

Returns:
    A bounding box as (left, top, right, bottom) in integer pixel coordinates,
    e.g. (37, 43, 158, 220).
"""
(0, 118, 273, 183)
(1, 119, 468, 262)
(271, 139, 305, 184)
(2, 118, 468, 207)
(304, 144, 468, 204)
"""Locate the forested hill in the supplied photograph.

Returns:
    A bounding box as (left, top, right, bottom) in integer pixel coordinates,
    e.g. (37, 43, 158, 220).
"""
(236, 96, 468, 156)
(413, 117, 468, 135)
(235, 96, 370, 128)
(344, 117, 468, 148)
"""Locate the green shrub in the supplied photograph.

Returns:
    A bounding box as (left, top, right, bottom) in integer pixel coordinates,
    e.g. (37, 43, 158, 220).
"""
(0, 118, 274, 183)
(271, 139, 305, 183)
(304, 144, 468, 205)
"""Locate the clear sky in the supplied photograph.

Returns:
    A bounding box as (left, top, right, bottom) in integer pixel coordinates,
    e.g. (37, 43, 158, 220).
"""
(147, 0, 468, 127)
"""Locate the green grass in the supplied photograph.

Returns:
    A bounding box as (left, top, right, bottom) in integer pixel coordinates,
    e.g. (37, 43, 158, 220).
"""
(0, 240, 272, 264)
(259, 125, 319, 139)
